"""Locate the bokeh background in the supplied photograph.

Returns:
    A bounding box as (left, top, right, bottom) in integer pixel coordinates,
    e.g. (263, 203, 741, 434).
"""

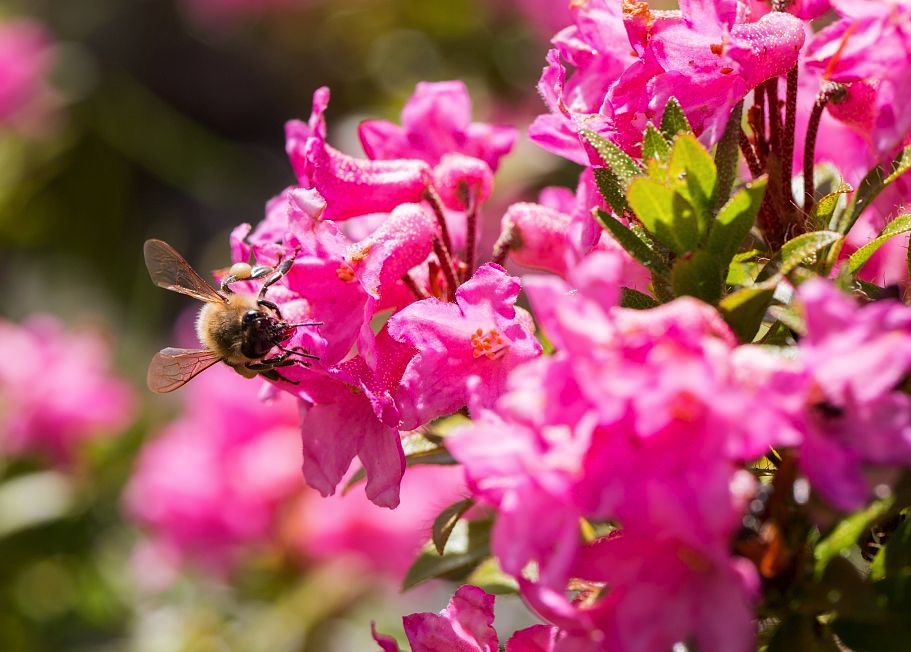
(0, 1, 570, 650)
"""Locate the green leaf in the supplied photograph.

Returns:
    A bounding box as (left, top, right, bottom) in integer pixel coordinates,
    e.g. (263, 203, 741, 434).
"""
(814, 496, 896, 578)
(642, 122, 669, 164)
(627, 177, 701, 253)
(832, 615, 911, 652)
(593, 167, 628, 215)
(780, 230, 843, 275)
(660, 97, 692, 142)
(403, 519, 491, 590)
(465, 557, 519, 595)
(596, 209, 670, 277)
(848, 214, 911, 274)
(837, 144, 911, 234)
(706, 177, 767, 270)
(809, 182, 852, 231)
(671, 250, 723, 304)
(712, 100, 743, 213)
(873, 517, 911, 583)
(620, 287, 659, 309)
(766, 616, 841, 652)
(668, 133, 717, 233)
(580, 129, 642, 185)
(432, 498, 474, 555)
(719, 283, 776, 342)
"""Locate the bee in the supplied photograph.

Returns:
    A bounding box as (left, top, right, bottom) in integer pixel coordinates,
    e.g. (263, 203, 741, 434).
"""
(143, 239, 319, 393)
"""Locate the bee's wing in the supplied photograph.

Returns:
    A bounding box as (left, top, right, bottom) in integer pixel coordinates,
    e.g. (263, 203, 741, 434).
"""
(148, 347, 222, 393)
(144, 239, 226, 304)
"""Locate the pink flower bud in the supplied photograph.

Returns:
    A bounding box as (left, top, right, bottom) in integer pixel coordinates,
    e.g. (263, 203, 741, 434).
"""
(432, 153, 494, 211)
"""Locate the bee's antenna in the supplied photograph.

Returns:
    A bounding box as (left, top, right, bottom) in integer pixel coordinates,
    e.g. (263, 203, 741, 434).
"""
(287, 321, 323, 328)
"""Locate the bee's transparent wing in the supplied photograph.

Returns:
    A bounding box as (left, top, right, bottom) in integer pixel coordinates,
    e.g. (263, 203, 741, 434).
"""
(148, 347, 221, 393)
(144, 239, 225, 303)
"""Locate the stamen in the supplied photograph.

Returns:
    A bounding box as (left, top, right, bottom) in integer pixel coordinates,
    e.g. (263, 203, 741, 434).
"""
(471, 328, 509, 359)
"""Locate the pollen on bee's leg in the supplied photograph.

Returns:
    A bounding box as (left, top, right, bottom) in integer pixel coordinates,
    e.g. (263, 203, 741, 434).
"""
(470, 328, 509, 359)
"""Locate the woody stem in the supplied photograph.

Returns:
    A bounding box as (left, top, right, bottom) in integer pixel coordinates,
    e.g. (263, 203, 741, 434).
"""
(433, 236, 460, 302)
(464, 190, 478, 280)
(425, 187, 455, 259)
(802, 82, 848, 217)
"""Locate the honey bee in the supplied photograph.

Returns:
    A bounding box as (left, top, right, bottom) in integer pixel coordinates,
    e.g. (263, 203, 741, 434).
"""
(143, 239, 319, 393)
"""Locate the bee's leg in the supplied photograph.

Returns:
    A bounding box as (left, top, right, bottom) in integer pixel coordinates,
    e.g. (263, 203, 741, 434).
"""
(258, 368, 299, 385)
(257, 298, 283, 319)
(274, 343, 319, 360)
(258, 257, 295, 301)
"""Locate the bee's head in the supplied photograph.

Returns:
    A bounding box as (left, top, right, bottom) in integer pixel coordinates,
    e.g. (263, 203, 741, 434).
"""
(240, 309, 286, 359)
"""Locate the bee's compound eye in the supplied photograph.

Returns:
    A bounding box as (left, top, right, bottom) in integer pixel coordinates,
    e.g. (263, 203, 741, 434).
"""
(242, 310, 260, 326)
(229, 262, 253, 280)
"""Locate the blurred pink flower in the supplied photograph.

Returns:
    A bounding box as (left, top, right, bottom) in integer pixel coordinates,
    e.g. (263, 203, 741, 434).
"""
(359, 81, 517, 171)
(295, 464, 465, 577)
(126, 365, 302, 576)
(0, 18, 57, 134)
(0, 316, 135, 464)
(792, 280, 911, 511)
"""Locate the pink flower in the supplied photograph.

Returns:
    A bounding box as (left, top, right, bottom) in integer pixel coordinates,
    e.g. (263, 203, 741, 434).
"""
(287, 87, 431, 222)
(791, 280, 911, 511)
(447, 251, 793, 648)
(374, 585, 557, 652)
(0, 18, 56, 134)
(388, 263, 541, 429)
(359, 81, 517, 171)
(0, 316, 135, 464)
(531, 0, 805, 161)
(125, 365, 301, 576)
(805, 0, 911, 157)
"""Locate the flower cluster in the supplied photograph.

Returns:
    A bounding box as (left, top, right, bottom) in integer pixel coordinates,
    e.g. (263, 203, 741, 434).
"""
(164, 0, 911, 648)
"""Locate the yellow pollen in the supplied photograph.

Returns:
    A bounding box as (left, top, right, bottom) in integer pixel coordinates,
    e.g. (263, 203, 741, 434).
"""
(336, 262, 356, 282)
(470, 328, 508, 360)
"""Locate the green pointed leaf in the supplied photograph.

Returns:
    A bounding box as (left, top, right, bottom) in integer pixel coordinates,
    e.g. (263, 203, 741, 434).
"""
(668, 133, 717, 233)
(671, 250, 723, 304)
(642, 123, 669, 164)
(620, 287, 659, 309)
(712, 100, 743, 213)
(660, 97, 692, 141)
(837, 144, 911, 234)
(432, 498, 474, 555)
(719, 282, 776, 342)
(593, 167, 628, 215)
(848, 214, 911, 274)
(780, 230, 843, 275)
(706, 177, 767, 270)
(580, 129, 642, 184)
(403, 519, 491, 590)
(465, 558, 519, 595)
(627, 177, 701, 253)
(814, 496, 896, 578)
(809, 182, 852, 232)
(596, 209, 670, 277)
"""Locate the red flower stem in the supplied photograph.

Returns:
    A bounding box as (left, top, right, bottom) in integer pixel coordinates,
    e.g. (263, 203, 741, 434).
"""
(752, 85, 767, 164)
(401, 273, 430, 300)
(739, 129, 763, 179)
(803, 82, 848, 216)
(464, 190, 478, 281)
(424, 186, 455, 259)
(782, 66, 799, 209)
(433, 236, 459, 301)
(766, 78, 782, 158)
